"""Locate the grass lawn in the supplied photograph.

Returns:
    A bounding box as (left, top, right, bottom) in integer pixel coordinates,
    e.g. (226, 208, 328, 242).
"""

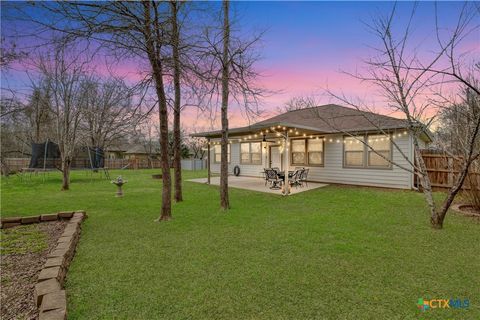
(1, 169, 479, 319)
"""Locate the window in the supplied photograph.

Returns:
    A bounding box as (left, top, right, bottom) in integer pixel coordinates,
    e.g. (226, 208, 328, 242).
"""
(240, 142, 262, 164)
(214, 144, 230, 163)
(344, 137, 364, 167)
(367, 135, 391, 167)
(291, 139, 306, 165)
(290, 138, 324, 166)
(308, 138, 323, 165)
(343, 134, 391, 168)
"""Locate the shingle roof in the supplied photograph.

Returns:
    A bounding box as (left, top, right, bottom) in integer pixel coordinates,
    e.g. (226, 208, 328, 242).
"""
(192, 104, 412, 137)
(125, 144, 160, 154)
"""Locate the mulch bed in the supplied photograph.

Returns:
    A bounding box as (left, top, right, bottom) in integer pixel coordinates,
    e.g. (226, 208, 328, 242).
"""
(1, 221, 67, 320)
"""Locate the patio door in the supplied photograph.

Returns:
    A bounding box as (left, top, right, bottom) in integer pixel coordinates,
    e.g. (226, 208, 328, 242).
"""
(269, 146, 282, 170)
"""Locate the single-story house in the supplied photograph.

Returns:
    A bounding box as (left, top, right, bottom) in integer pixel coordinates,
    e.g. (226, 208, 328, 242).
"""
(105, 145, 129, 159)
(192, 104, 431, 189)
(124, 145, 160, 161)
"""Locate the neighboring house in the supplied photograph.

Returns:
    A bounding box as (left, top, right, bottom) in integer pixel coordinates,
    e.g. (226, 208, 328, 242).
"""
(193, 104, 431, 189)
(105, 145, 128, 159)
(124, 145, 160, 161)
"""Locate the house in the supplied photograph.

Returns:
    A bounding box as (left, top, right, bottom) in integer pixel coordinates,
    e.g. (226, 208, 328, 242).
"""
(192, 104, 431, 189)
(124, 145, 160, 161)
(105, 145, 128, 159)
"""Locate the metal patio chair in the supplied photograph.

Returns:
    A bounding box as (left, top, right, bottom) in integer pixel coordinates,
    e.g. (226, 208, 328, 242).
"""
(288, 168, 303, 188)
(299, 168, 309, 187)
(265, 168, 283, 189)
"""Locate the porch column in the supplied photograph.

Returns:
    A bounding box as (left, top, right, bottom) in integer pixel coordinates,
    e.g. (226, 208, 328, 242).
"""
(207, 138, 211, 184)
(283, 129, 290, 195)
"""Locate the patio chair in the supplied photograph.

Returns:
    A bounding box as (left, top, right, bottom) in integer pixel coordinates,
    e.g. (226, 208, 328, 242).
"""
(299, 168, 309, 187)
(288, 169, 303, 188)
(262, 168, 269, 186)
(265, 168, 283, 189)
(272, 167, 280, 173)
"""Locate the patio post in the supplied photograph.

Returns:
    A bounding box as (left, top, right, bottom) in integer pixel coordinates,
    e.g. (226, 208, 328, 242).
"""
(207, 138, 211, 184)
(283, 129, 290, 195)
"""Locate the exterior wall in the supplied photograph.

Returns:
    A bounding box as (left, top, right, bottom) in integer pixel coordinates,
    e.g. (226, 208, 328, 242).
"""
(286, 133, 413, 189)
(209, 133, 416, 189)
(210, 142, 266, 177)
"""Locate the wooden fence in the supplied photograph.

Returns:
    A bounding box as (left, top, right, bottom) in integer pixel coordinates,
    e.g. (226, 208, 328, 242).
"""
(416, 150, 480, 191)
(2, 158, 205, 173)
(2, 158, 163, 173)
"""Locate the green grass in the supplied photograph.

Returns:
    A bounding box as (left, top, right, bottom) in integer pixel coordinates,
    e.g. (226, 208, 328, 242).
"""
(0, 224, 48, 255)
(1, 169, 479, 319)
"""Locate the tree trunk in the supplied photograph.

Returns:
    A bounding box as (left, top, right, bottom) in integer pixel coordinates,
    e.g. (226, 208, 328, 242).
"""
(171, 1, 183, 203)
(413, 142, 440, 228)
(143, 1, 172, 221)
(61, 158, 70, 191)
(220, 0, 230, 210)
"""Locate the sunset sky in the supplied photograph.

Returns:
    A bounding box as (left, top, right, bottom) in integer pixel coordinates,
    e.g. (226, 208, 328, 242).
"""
(1, 1, 478, 131)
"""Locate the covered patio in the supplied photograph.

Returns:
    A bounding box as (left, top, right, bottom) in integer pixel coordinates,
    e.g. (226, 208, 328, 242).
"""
(188, 176, 328, 195)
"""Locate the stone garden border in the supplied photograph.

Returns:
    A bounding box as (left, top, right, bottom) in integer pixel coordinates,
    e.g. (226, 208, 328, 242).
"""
(1, 210, 87, 320)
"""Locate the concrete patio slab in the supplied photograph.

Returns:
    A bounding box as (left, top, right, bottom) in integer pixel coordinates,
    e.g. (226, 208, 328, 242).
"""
(187, 176, 328, 195)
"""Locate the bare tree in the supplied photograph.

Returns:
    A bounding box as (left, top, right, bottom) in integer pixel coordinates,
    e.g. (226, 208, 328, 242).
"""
(193, 0, 266, 210)
(186, 136, 207, 160)
(219, 0, 231, 210)
(324, 3, 479, 229)
(35, 45, 87, 190)
(0, 36, 26, 69)
(169, 1, 183, 203)
(25, 84, 53, 143)
(28, 1, 176, 220)
(133, 120, 160, 168)
(277, 95, 319, 114)
(79, 77, 142, 151)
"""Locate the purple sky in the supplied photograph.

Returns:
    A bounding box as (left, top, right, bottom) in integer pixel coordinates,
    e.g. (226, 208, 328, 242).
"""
(1, 1, 478, 131)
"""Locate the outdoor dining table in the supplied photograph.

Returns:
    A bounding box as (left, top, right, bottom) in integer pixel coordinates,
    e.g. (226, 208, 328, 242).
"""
(276, 171, 294, 179)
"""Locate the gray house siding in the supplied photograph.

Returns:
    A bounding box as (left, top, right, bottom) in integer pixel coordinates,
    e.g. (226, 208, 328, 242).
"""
(209, 133, 416, 189)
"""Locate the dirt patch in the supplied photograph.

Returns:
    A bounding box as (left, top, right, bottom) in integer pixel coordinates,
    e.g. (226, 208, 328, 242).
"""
(1, 221, 67, 320)
(451, 203, 480, 220)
